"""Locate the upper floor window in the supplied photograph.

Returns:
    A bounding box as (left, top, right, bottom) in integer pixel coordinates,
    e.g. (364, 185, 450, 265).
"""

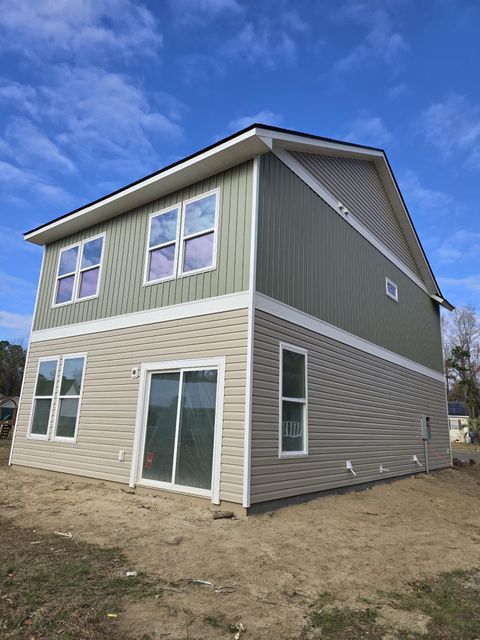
(145, 189, 219, 285)
(385, 277, 399, 302)
(279, 343, 308, 457)
(54, 234, 105, 306)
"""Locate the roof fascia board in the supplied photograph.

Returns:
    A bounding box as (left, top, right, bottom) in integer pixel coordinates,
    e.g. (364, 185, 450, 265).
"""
(25, 128, 270, 245)
(373, 158, 441, 296)
(262, 128, 384, 160)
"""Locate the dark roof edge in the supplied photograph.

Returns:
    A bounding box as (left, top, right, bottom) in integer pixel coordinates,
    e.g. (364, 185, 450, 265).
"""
(24, 123, 383, 237)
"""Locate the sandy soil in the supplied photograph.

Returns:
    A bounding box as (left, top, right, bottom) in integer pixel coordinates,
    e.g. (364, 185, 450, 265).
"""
(1, 460, 480, 639)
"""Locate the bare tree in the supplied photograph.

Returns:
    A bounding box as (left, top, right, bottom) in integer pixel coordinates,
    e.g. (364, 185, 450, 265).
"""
(442, 305, 480, 416)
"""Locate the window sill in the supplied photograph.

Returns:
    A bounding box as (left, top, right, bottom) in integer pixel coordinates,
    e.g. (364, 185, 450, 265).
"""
(279, 451, 309, 459)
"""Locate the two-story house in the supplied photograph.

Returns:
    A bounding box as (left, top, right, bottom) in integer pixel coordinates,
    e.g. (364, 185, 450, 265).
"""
(9, 124, 453, 513)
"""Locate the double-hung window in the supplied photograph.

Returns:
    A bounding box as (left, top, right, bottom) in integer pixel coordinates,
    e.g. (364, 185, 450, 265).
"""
(145, 189, 219, 285)
(54, 234, 105, 306)
(180, 191, 217, 275)
(54, 355, 86, 441)
(279, 344, 308, 456)
(146, 206, 180, 283)
(29, 358, 59, 438)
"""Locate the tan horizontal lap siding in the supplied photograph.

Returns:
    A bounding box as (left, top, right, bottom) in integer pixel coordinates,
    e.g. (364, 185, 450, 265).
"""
(291, 151, 421, 278)
(12, 309, 248, 504)
(250, 310, 450, 504)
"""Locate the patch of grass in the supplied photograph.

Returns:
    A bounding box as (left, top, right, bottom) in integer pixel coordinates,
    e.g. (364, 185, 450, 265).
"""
(307, 569, 480, 639)
(0, 516, 158, 639)
(308, 605, 384, 639)
(387, 569, 480, 639)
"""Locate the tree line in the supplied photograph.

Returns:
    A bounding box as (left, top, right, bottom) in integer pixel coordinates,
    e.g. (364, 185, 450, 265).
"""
(0, 340, 27, 398)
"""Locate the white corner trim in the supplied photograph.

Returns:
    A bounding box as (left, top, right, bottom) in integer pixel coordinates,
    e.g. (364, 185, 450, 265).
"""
(255, 293, 445, 382)
(30, 291, 249, 343)
(242, 155, 260, 509)
(273, 147, 430, 295)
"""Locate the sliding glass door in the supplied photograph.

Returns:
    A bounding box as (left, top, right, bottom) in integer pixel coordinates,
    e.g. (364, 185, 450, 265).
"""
(140, 367, 218, 492)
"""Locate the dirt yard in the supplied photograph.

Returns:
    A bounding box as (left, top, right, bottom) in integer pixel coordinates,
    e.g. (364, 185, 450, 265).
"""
(1, 439, 480, 639)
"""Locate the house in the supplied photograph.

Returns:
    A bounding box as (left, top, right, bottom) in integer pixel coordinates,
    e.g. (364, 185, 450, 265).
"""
(9, 124, 453, 513)
(447, 401, 469, 442)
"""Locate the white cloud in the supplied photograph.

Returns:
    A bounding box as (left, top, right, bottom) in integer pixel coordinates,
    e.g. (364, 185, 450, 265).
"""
(0, 81, 37, 115)
(41, 66, 183, 175)
(169, 0, 242, 24)
(0, 310, 32, 339)
(0, 270, 36, 298)
(420, 95, 480, 169)
(0, 226, 38, 254)
(0, 160, 72, 203)
(2, 118, 76, 174)
(345, 114, 392, 147)
(228, 111, 283, 131)
(0, 67, 185, 183)
(0, 0, 160, 61)
(435, 230, 480, 264)
(333, 1, 409, 72)
(223, 21, 297, 69)
(399, 170, 453, 217)
(388, 82, 408, 98)
(438, 274, 480, 295)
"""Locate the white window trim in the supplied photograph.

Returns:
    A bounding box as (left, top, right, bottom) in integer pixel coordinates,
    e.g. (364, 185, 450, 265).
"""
(51, 353, 87, 443)
(385, 277, 399, 302)
(178, 188, 220, 278)
(278, 342, 308, 459)
(130, 356, 225, 504)
(143, 203, 181, 286)
(27, 356, 60, 440)
(52, 232, 106, 308)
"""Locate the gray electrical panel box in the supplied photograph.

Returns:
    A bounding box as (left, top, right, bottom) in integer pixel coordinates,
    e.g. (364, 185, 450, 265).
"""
(421, 416, 431, 441)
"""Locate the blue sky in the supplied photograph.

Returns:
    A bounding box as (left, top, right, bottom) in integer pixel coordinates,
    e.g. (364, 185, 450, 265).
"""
(0, 0, 479, 342)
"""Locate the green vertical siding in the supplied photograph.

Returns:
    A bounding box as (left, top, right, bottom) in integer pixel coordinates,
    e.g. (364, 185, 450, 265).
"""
(256, 153, 443, 373)
(33, 161, 253, 331)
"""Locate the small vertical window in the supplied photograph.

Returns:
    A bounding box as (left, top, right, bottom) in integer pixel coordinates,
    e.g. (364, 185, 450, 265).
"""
(385, 277, 398, 302)
(78, 237, 104, 299)
(55, 246, 79, 304)
(180, 191, 218, 275)
(54, 356, 86, 441)
(280, 344, 308, 456)
(146, 206, 179, 283)
(54, 235, 105, 306)
(29, 358, 59, 437)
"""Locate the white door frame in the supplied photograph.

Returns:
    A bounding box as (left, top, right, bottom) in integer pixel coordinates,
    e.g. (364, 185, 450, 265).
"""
(129, 357, 226, 504)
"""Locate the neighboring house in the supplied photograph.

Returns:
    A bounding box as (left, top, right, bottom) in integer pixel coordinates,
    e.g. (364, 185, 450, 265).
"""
(447, 401, 469, 442)
(9, 124, 453, 513)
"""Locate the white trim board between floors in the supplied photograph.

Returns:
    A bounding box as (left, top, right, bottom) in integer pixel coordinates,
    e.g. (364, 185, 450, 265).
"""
(255, 293, 445, 383)
(30, 291, 250, 343)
